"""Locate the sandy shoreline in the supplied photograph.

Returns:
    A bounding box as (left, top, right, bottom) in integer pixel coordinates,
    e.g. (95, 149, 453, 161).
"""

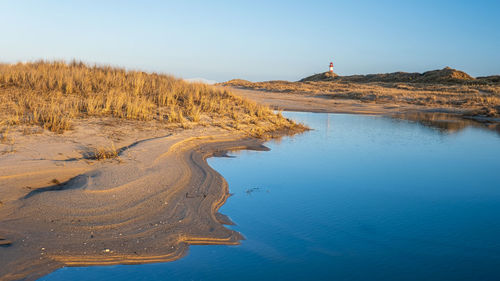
(0, 121, 270, 281)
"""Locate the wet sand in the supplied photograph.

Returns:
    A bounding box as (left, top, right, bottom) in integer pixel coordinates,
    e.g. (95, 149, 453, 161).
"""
(0, 121, 268, 281)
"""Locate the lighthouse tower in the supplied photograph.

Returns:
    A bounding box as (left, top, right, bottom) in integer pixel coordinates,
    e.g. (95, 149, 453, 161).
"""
(329, 62, 334, 73)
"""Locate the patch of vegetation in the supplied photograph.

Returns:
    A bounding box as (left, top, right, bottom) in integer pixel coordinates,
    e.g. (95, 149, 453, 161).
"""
(89, 143, 119, 161)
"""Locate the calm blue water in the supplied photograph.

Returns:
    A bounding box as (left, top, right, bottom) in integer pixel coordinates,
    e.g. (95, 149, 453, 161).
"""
(41, 112, 500, 281)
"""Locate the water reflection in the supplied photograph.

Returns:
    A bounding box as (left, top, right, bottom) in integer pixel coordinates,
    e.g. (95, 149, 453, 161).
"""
(392, 112, 500, 135)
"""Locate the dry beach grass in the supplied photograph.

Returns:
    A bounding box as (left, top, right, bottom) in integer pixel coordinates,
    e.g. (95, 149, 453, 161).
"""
(0, 61, 304, 137)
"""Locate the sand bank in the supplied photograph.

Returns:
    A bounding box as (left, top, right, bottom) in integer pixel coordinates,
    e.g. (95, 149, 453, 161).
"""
(0, 120, 268, 281)
(226, 87, 462, 115)
(227, 87, 500, 134)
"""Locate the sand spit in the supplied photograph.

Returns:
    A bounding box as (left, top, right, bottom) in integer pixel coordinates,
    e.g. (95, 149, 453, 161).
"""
(228, 88, 500, 134)
(0, 122, 268, 281)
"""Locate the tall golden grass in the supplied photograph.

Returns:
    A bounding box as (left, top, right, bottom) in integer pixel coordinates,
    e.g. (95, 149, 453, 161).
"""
(0, 61, 304, 137)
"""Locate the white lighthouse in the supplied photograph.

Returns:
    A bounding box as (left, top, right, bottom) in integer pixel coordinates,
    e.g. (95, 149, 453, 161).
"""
(329, 62, 334, 73)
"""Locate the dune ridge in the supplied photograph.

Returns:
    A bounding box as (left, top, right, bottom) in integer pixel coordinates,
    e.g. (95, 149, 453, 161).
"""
(0, 61, 302, 138)
(299, 67, 491, 84)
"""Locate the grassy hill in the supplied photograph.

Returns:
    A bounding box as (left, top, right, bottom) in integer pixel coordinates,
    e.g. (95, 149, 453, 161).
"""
(299, 67, 496, 84)
(0, 61, 303, 137)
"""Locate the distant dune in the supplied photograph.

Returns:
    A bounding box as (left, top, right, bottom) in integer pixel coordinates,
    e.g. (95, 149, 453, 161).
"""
(299, 67, 498, 84)
(221, 67, 500, 119)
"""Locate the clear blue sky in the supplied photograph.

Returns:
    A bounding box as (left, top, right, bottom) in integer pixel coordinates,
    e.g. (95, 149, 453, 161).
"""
(1, 0, 499, 81)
